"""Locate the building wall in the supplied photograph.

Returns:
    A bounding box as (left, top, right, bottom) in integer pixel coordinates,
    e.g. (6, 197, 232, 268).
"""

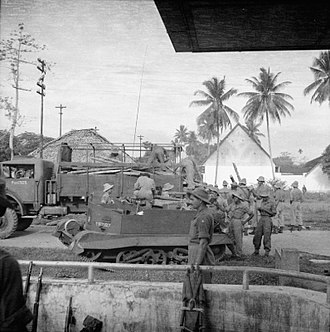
(305, 164, 330, 192)
(203, 126, 273, 186)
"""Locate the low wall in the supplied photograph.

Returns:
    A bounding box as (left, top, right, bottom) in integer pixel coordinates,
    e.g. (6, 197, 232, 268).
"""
(26, 279, 330, 332)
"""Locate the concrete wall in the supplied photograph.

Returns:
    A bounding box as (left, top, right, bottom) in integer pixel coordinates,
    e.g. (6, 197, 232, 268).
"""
(26, 279, 330, 332)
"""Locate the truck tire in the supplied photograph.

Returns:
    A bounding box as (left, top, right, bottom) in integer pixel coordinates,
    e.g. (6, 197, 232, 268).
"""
(16, 219, 33, 231)
(0, 208, 18, 239)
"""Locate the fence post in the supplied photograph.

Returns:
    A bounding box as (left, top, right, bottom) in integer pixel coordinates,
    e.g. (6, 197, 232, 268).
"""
(88, 265, 94, 284)
(243, 270, 249, 290)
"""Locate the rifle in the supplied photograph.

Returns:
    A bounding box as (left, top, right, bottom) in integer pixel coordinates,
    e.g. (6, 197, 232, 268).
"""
(23, 261, 33, 300)
(64, 296, 75, 332)
(31, 268, 43, 332)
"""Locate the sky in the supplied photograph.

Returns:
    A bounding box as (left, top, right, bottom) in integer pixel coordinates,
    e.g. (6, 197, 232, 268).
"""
(1, 0, 330, 162)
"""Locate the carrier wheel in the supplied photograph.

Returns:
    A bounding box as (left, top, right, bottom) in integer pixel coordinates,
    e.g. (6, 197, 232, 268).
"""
(212, 244, 226, 263)
(0, 208, 18, 239)
(16, 219, 33, 231)
(79, 250, 102, 262)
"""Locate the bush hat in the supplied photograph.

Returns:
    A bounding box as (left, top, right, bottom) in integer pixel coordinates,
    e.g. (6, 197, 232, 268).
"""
(188, 187, 210, 204)
(291, 181, 298, 188)
(232, 192, 244, 201)
(103, 183, 114, 192)
(259, 191, 269, 197)
(257, 176, 265, 182)
(222, 180, 228, 186)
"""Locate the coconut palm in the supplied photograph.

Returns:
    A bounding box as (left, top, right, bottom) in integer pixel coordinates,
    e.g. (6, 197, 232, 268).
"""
(197, 111, 217, 156)
(186, 131, 200, 156)
(238, 67, 294, 179)
(304, 51, 330, 105)
(190, 76, 239, 184)
(174, 125, 189, 144)
(244, 119, 265, 144)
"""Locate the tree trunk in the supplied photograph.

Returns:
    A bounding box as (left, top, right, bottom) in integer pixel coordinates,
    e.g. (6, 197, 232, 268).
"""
(266, 110, 275, 179)
(214, 126, 220, 185)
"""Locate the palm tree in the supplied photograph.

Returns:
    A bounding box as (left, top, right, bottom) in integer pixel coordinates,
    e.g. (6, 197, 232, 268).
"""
(197, 111, 217, 156)
(304, 51, 330, 105)
(244, 119, 265, 144)
(186, 131, 200, 156)
(190, 76, 239, 185)
(174, 125, 189, 145)
(238, 67, 294, 179)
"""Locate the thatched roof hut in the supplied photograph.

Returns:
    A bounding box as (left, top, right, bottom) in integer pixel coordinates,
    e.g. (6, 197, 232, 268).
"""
(29, 128, 135, 164)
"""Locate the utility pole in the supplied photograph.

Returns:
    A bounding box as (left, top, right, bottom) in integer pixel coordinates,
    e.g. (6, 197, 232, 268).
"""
(138, 135, 144, 159)
(36, 58, 46, 158)
(55, 104, 66, 137)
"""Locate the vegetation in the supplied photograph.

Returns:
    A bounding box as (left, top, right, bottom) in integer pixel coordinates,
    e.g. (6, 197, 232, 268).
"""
(304, 50, 330, 106)
(243, 119, 265, 144)
(0, 23, 48, 159)
(321, 144, 330, 178)
(190, 76, 239, 185)
(238, 68, 294, 179)
(0, 130, 54, 162)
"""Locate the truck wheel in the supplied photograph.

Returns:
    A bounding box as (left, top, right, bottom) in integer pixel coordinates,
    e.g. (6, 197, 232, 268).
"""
(16, 219, 33, 231)
(0, 208, 18, 239)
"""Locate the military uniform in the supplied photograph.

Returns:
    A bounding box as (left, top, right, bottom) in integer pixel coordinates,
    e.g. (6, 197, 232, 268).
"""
(188, 206, 215, 266)
(251, 181, 272, 229)
(227, 199, 253, 257)
(253, 196, 276, 256)
(290, 184, 303, 228)
(273, 187, 286, 232)
(0, 249, 33, 332)
(133, 175, 155, 201)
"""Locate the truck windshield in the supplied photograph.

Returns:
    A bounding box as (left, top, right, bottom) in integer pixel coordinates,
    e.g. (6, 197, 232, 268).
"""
(1, 164, 35, 179)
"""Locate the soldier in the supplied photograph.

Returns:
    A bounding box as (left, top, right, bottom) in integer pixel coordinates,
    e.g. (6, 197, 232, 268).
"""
(252, 191, 276, 257)
(187, 187, 215, 283)
(133, 173, 156, 208)
(0, 249, 33, 332)
(290, 181, 304, 231)
(147, 144, 168, 171)
(218, 180, 230, 201)
(250, 176, 272, 235)
(273, 183, 286, 233)
(101, 183, 114, 204)
(180, 156, 201, 190)
(227, 192, 254, 259)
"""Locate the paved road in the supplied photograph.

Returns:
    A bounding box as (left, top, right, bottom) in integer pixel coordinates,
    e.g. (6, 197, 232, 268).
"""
(1, 225, 329, 257)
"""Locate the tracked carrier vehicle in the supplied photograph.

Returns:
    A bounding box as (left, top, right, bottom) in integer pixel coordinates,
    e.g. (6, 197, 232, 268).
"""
(54, 200, 233, 264)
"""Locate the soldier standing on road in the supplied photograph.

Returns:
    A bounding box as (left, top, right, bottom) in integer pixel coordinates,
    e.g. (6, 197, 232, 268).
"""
(290, 181, 304, 231)
(0, 249, 33, 332)
(273, 183, 286, 233)
(252, 192, 276, 257)
(227, 192, 254, 259)
(250, 176, 271, 235)
(187, 187, 215, 283)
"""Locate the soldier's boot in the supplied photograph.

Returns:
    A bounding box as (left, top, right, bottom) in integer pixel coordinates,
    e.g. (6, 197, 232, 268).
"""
(278, 226, 284, 233)
(297, 225, 302, 231)
(252, 250, 259, 256)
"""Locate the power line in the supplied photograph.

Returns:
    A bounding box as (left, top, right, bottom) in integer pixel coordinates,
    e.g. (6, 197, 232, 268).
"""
(55, 104, 66, 137)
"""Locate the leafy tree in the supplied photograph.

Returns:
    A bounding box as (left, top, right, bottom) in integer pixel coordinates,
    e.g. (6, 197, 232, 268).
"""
(186, 131, 200, 156)
(243, 119, 265, 144)
(321, 144, 330, 178)
(273, 152, 295, 168)
(197, 111, 216, 156)
(238, 68, 294, 179)
(190, 76, 239, 185)
(0, 23, 47, 159)
(304, 51, 330, 106)
(174, 125, 189, 145)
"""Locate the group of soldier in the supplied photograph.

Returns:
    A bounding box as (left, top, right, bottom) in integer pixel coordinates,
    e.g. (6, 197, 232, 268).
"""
(200, 176, 305, 260)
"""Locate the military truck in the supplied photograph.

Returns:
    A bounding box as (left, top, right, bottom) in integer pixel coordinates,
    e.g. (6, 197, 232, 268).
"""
(0, 157, 183, 239)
